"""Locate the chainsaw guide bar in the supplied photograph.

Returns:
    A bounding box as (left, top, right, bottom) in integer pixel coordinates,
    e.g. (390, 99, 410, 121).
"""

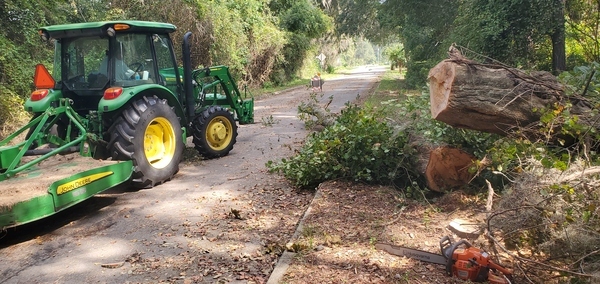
(374, 243, 447, 265)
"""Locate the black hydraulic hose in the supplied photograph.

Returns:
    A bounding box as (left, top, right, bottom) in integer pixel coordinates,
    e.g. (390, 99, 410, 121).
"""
(182, 32, 195, 121)
(25, 146, 80, 156)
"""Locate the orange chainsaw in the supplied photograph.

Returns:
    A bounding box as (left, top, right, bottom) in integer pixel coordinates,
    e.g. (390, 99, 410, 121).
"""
(376, 236, 512, 284)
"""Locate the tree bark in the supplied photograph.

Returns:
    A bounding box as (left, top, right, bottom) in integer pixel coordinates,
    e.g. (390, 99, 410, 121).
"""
(428, 48, 566, 136)
(551, 0, 566, 74)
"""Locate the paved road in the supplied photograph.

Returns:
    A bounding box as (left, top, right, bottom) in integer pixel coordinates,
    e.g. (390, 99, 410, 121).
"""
(0, 65, 386, 284)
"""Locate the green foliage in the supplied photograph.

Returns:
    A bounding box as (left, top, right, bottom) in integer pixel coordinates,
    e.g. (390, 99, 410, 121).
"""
(0, 86, 29, 137)
(352, 39, 377, 65)
(0, 0, 59, 116)
(384, 43, 405, 70)
(280, 33, 312, 79)
(377, 0, 458, 87)
(558, 63, 600, 149)
(560, 62, 600, 98)
(267, 104, 417, 188)
(273, 0, 332, 83)
(481, 64, 600, 182)
(280, 1, 331, 38)
(268, 0, 295, 14)
(331, 0, 382, 41)
(450, 0, 564, 69)
(565, 0, 600, 62)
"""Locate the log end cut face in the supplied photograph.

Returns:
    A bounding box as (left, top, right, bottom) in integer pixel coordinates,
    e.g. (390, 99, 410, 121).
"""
(425, 147, 475, 192)
(428, 60, 455, 118)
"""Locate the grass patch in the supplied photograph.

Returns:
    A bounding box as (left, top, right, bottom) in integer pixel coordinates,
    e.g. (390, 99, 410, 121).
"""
(250, 78, 309, 98)
(363, 69, 419, 107)
(249, 67, 349, 98)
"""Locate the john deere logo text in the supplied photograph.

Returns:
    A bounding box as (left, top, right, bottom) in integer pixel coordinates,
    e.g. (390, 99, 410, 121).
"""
(57, 172, 113, 195)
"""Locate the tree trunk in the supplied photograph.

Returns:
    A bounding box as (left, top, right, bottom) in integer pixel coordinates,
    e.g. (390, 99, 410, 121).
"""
(428, 48, 566, 136)
(551, 0, 566, 74)
(425, 147, 475, 192)
(410, 137, 476, 192)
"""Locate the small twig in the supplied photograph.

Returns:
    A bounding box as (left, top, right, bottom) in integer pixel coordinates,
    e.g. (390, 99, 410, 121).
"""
(485, 179, 494, 214)
(581, 70, 595, 97)
(379, 214, 403, 227)
(227, 173, 251, 181)
(497, 86, 531, 110)
(515, 261, 536, 284)
(378, 206, 407, 227)
(492, 171, 516, 183)
(571, 248, 600, 268)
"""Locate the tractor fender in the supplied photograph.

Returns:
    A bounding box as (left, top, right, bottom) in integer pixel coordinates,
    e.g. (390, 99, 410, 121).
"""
(24, 90, 63, 113)
(98, 84, 186, 124)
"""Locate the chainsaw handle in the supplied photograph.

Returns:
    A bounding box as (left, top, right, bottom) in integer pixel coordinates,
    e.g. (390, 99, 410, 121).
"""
(488, 259, 512, 278)
(439, 236, 452, 255)
(443, 239, 472, 276)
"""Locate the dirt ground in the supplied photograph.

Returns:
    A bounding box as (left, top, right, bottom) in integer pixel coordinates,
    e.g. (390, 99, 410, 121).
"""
(279, 181, 506, 284)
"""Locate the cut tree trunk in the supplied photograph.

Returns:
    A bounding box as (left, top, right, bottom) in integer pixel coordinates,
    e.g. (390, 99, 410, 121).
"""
(425, 146, 475, 192)
(428, 47, 569, 136)
(411, 136, 476, 192)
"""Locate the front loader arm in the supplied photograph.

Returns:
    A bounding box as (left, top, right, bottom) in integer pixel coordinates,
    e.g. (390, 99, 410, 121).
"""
(191, 66, 254, 124)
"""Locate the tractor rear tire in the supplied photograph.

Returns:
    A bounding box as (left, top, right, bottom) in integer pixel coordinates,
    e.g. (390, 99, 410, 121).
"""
(192, 105, 237, 159)
(108, 95, 183, 188)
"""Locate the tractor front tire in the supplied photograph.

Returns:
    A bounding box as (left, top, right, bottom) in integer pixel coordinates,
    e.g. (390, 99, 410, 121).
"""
(108, 95, 183, 188)
(192, 105, 237, 159)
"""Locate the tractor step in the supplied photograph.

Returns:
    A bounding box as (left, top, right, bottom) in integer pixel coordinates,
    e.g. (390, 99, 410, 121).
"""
(0, 154, 133, 229)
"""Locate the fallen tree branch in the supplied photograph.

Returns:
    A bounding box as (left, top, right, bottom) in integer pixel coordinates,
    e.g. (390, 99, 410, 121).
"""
(560, 167, 600, 182)
(486, 206, 599, 280)
(486, 231, 597, 278)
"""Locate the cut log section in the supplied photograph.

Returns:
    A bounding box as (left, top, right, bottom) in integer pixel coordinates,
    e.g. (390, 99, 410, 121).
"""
(425, 147, 475, 192)
(428, 47, 566, 136)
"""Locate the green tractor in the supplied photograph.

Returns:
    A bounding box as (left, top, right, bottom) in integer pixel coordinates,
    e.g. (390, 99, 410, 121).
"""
(0, 21, 254, 229)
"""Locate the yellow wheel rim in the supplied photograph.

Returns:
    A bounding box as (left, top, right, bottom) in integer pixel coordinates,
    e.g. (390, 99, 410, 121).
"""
(144, 117, 176, 169)
(206, 116, 233, 151)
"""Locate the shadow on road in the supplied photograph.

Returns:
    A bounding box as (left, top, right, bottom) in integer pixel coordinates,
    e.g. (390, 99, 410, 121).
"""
(0, 184, 134, 247)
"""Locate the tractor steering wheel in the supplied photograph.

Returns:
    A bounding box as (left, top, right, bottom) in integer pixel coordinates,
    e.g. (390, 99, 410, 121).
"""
(128, 62, 145, 79)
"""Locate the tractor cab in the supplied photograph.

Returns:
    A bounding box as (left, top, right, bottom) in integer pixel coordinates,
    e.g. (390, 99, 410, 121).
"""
(36, 22, 181, 113)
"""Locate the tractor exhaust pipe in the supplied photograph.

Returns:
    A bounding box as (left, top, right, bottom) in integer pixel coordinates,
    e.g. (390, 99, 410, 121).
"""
(182, 32, 195, 121)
